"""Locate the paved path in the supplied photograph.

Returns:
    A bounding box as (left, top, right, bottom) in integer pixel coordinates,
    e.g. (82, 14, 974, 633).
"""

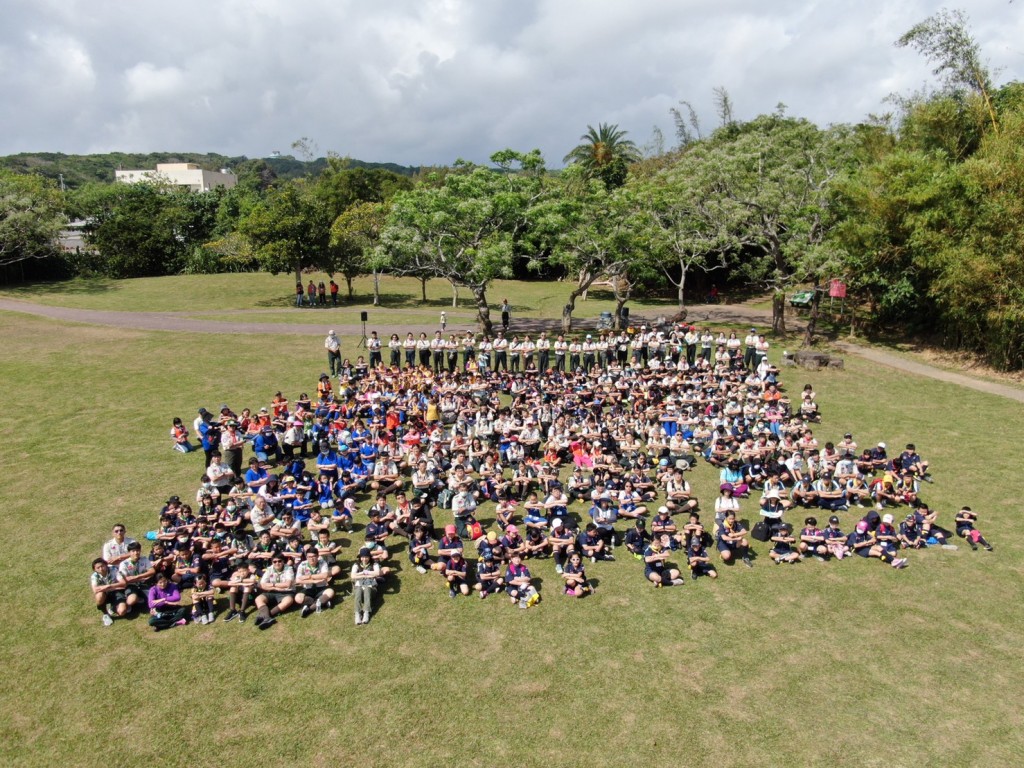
(3, 297, 1023, 402)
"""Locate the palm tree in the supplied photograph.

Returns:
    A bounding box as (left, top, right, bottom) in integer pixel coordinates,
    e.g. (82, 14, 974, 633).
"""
(563, 123, 642, 188)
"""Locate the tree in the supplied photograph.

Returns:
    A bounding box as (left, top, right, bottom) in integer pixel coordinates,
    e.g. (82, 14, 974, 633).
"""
(0, 170, 65, 268)
(329, 201, 388, 304)
(78, 181, 196, 278)
(537, 169, 648, 332)
(897, 9, 999, 133)
(635, 162, 739, 309)
(239, 181, 331, 286)
(674, 115, 851, 335)
(377, 150, 547, 334)
(563, 123, 642, 189)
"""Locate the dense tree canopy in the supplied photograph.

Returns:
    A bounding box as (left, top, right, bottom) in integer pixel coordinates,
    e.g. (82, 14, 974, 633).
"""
(0, 170, 65, 268)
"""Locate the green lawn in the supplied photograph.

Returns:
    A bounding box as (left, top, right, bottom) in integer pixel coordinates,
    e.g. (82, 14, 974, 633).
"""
(1, 300, 1022, 767)
(0, 273, 686, 321)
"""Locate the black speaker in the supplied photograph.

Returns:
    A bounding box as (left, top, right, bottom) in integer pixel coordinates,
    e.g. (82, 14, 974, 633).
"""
(360, 311, 368, 322)
(619, 307, 630, 321)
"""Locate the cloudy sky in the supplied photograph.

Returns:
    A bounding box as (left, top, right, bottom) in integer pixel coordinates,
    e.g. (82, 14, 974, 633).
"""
(1, 0, 1021, 167)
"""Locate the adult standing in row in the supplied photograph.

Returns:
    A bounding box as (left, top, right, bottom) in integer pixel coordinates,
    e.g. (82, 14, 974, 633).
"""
(500, 299, 511, 331)
(325, 330, 341, 377)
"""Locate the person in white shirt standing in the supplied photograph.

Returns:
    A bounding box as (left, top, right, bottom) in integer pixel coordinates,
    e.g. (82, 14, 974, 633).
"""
(325, 330, 341, 376)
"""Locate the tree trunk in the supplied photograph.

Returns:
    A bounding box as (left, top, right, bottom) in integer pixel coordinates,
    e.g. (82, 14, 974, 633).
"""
(772, 292, 786, 335)
(612, 277, 631, 331)
(562, 272, 597, 334)
(677, 259, 687, 308)
(613, 297, 629, 330)
(420, 277, 428, 302)
(802, 288, 820, 347)
(294, 263, 302, 290)
(451, 282, 459, 308)
(472, 286, 493, 336)
(372, 270, 380, 306)
(562, 303, 574, 334)
(346, 276, 354, 299)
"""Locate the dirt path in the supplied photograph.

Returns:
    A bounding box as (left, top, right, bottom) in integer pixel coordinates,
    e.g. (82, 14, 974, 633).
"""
(3, 297, 1023, 402)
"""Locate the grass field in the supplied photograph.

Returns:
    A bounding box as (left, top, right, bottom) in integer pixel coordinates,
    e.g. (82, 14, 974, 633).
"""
(1, 277, 1023, 768)
(0, 273, 686, 321)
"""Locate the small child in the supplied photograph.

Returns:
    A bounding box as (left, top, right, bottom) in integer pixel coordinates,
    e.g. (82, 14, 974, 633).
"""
(561, 552, 592, 597)
(769, 524, 801, 564)
(823, 515, 849, 559)
(955, 506, 993, 551)
(687, 536, 718, 580)
(190, 572, 216, 625)
(224, 563, 257, 623)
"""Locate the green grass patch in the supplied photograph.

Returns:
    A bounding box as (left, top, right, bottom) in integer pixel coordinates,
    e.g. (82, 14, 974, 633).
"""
(0, 273, 687, 321)
(1, 309, 1022, 767)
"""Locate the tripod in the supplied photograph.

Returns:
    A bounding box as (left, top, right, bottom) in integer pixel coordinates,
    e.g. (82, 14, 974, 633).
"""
(358, 318, 367, 349)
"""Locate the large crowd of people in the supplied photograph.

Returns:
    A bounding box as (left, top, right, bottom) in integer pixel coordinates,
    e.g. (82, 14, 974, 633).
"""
(92, 321, 993, 631)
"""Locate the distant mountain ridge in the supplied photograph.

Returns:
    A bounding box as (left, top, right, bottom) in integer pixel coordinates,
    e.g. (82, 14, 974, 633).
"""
(0, 152, 421, 188)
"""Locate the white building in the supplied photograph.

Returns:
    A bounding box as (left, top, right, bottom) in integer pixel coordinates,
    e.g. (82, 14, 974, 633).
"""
(114, 163, 237, 192)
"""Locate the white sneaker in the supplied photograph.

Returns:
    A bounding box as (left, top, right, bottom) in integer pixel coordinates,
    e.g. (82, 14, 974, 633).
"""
(362, 611, 371, 624)
(355, 613, 362, 625)
(206, 612, 215, 624)
(415, 565, 427, 574)
(102, 613, 114, 627)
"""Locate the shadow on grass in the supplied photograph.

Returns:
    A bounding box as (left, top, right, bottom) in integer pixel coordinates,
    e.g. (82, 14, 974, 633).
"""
(2, 277, 118, 297)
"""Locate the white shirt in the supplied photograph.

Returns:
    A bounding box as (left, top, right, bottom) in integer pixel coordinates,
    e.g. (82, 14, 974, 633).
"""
(103, 537, 137, 564)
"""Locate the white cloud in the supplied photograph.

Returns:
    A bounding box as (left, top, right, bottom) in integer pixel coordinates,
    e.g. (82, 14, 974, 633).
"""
(0, 0, 1021, 163)
(124, 62, 186, 104)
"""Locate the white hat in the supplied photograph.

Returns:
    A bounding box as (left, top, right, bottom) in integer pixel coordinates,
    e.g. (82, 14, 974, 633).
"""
(657, 506, 669, 514)
(766, 489, 781, 500)
(552, 518, 562, 528)
(877, 442, 886, 449)
(328, 330, 336, 335)
(882, 513, 894, 524)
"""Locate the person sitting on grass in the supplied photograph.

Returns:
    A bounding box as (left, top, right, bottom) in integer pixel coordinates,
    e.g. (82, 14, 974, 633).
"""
(522, 526, 549, 560)
(910, 502, 946, 545)
(254, 555, 296, 630)
(624, 518, 652, 561)
(577, 522, 614, 563)
(474, 553, 504, 599)
(147, 572, 188, 631)
(223, 562, 258, 623)
(651, 506, 684, 550)
(351, 548, 380, 626)
(798, 517, 828, 561)
(897, 443, 932, 482)
(91, 558, 128, 627)
(295, 548, 336, 618)
(190, 572, 216, 625)
(548, 518, 575, 573)
(687, 536, 718, 580)
(505, 553, 540, 608)
(644, 535, 685, 587)
(846, 520, 908, 569)
(561, 552, 592, 598)
(432, 525, 463, 575)
(716, 510, 753, 568)
(171, 417, 193, 453)
(409, 525, 435, 574)
(898, 513, 926, 550)
(444, 549, 471, 599)
(955, 507, 993, 551)
(117, 541, 154, 613)
(822, 515, 849, 559)
(769, 523, 801, 564)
